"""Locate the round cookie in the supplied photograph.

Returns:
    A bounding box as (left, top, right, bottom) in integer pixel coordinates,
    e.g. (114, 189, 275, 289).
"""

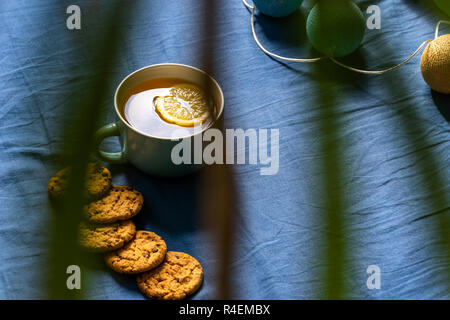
(48, 163, 112, 200)
(136, 251, 203, 300)
(84, 185, 143, 223)
(78, 220, 136, 252)
(105, 230, 167, 274)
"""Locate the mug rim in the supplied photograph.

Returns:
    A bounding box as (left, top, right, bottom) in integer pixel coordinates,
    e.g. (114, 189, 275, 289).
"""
(114, 63, 225, 141)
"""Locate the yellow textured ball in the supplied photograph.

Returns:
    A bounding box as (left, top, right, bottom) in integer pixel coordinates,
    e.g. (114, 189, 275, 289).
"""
(420, 34, 450, 94)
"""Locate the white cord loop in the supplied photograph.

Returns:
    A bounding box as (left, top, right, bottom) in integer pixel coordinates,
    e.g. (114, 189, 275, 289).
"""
(244, 0, 324, 63)
(242, 0, 448, 75)
(330, 40, 432, 75)
(435, 20, 450, 39)
(242, 0, 253, 10)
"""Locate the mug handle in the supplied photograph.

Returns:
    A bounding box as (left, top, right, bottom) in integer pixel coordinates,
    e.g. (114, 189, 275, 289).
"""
(93, 122, 127, 164)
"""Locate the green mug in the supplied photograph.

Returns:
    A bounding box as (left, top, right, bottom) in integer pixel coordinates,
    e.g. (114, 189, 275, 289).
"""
(94, 63, 224, 176)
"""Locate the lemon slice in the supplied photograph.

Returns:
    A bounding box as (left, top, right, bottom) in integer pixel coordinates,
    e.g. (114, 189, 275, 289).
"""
(154, 83, 211, 127)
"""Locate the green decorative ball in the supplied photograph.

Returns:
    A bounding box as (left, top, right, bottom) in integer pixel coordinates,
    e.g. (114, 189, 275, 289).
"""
(306, 0, 366, 57)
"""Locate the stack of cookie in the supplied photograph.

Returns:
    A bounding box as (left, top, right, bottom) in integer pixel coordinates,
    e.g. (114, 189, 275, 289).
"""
(48, 163, 203, 300)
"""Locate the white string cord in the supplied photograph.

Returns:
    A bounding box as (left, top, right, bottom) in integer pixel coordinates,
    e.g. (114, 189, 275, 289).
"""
(242, 0, 253, 10)
(435, 20, 450, 39)
(242, 0, 448, 75)
(330, 40, 432, 75)
(244, 0, 324, 62)
(332, 20, 449, 74)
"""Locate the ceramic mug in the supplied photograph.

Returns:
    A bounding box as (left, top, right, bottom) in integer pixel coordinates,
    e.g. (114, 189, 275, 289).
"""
(93, 63, 224, 176)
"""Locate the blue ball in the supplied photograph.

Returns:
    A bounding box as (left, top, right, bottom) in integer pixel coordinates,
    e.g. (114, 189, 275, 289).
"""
(253, 0, 303, 18)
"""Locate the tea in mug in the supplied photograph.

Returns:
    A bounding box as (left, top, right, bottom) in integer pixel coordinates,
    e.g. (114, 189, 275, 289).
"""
(121, 78, 214, 139)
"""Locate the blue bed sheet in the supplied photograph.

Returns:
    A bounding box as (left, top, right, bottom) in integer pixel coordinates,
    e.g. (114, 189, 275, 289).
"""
(0, 0, 448, 299)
